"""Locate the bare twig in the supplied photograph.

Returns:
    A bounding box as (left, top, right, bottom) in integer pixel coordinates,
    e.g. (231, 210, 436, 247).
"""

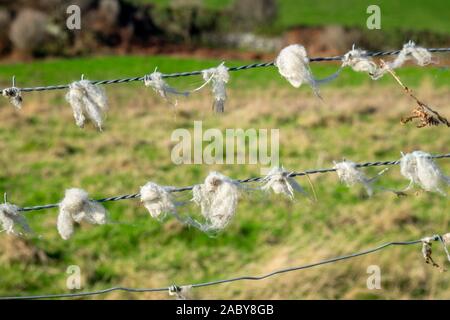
(381, 60, 450, 128)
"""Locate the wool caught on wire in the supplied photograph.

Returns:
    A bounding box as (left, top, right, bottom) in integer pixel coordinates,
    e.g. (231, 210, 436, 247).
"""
(388, 41, 433, 70)
(261, 166, 305, 200)
(421, 236, 442, 269)
(275, 44, 320, 96)
(192, 172, 239, 232)
(140, 182, 176, 220)
(65, 79, 108, 130)
(400, 151, 450, 195)
(0, 203, 32, 235)
(341, 45, 383, 80)
(144, 69, 189, 105)
(57, 188, 108, 240)
(333, 160, 375, 196)
(169, 285, 192, 300)
(202, 62, 229, 113)
(2, 87, 22, 109)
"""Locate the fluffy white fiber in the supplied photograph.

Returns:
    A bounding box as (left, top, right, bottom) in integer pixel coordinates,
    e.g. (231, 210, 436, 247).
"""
(2, 87, 22, 109)
(400, 151, 450, 195)
(262, 166, 304, 200)
(343, 42, 433, 80)
(202, 63, 229, 113)
(57, 188, 108, 240)
(65, 80, 108, 130)
(169, 285, 192, 300)
(144, 70, 189, 105)
(388, 41, 433, 69)
(342, 46, 382, 80)
(334, 160, 374, 196)
(192, 172, 239, 232)
(0, 203, 32, 235)
(275, 44, 319, 95)
(140, 182, 176, 220)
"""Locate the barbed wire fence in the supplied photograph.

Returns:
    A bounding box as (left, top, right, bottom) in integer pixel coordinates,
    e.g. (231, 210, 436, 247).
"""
(1, 44, 450, 299)
(1, 47, 449, 94)
(14, 152, 450, 213)
(0, 233, 449, 300)
(1, 43, 448, 130)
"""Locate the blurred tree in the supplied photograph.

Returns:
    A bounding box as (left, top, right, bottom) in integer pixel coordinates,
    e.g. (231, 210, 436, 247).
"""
(98, 0, 121, 28)
(0, 10, 11, 54)
(231, 0, 278, 31)
(9, 9, 48, 57)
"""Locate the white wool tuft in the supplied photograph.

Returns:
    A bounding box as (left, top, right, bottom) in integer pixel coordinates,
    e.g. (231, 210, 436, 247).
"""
(400, 151, 450, 195)
(169, 285, 192, 300)
(2, 87, 22, 109)
(275, 44, 319, 95)
(334, 160, 374, 196)
(140, 182, 176, 220)
(58, 188, 108, 240)
(0, 203, 32, 235)
(202, 63, 229, 113)
(342, 46, 383, 79)
(144, 70, 189, 104)
(57, 208, 74, 240)
(389, 41, 433, 69)
(192, 172, 239, 232)
(262, 166, 304, 200)
(65, 80, 108, 130)
(343, 42, 433, 80)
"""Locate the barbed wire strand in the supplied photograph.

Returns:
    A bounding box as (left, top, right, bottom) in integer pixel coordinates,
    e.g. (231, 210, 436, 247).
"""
(17, 152, 450, 212)
(0, 235, 439, 300)
(1, 48, 449, 95)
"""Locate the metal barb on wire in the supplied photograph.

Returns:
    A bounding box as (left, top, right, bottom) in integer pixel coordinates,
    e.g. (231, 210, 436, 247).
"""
(1, 47, 449, 95)
(16, 152, 450, 213)
(0, 235, 440, 300)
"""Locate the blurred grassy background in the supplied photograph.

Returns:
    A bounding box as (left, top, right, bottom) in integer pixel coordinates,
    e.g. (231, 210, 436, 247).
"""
(1, 0, 450, 300)
(0, 53, 449, 299)
(0, 55, 449, 88)
(138, 0, 450, 33)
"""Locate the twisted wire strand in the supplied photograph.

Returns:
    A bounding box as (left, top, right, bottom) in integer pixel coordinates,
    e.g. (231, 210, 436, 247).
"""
(17, 153, 450, 212)
(2, 47, 449, 94)
(0, 235, 438, 300)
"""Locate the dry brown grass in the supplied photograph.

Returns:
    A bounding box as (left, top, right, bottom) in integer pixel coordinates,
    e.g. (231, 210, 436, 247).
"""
(0, 82, 449, 299)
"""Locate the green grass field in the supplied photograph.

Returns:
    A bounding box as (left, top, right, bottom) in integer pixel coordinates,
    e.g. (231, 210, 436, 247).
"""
(0, 52, 449, 299)
(1, 54, 449, 90)
(130, 0, 450, 34)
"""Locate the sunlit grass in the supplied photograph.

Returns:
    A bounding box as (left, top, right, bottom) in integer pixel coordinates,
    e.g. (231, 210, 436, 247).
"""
(0, 56, 449, 299)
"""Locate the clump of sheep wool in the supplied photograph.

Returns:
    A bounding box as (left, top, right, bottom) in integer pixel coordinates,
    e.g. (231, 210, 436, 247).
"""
(65, 80, 108, 130)
(334, 160, 374, 196)
(202, 62, 229, 113)
(144, 70, 189, 105)
(57, 188, 108, 240)
(169, 285, 192, 300)
(140, 182, 176, 220)
(192, 172, 239, 232)
(275, 44, 319, 96)
(262, 166, 304, 200)
(0, 203, 32, 235)
(2, 87, 23, 109)
(341, 46, 383, 80)
(400, 151, 450, 195)
(388, 41, 433, 70)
